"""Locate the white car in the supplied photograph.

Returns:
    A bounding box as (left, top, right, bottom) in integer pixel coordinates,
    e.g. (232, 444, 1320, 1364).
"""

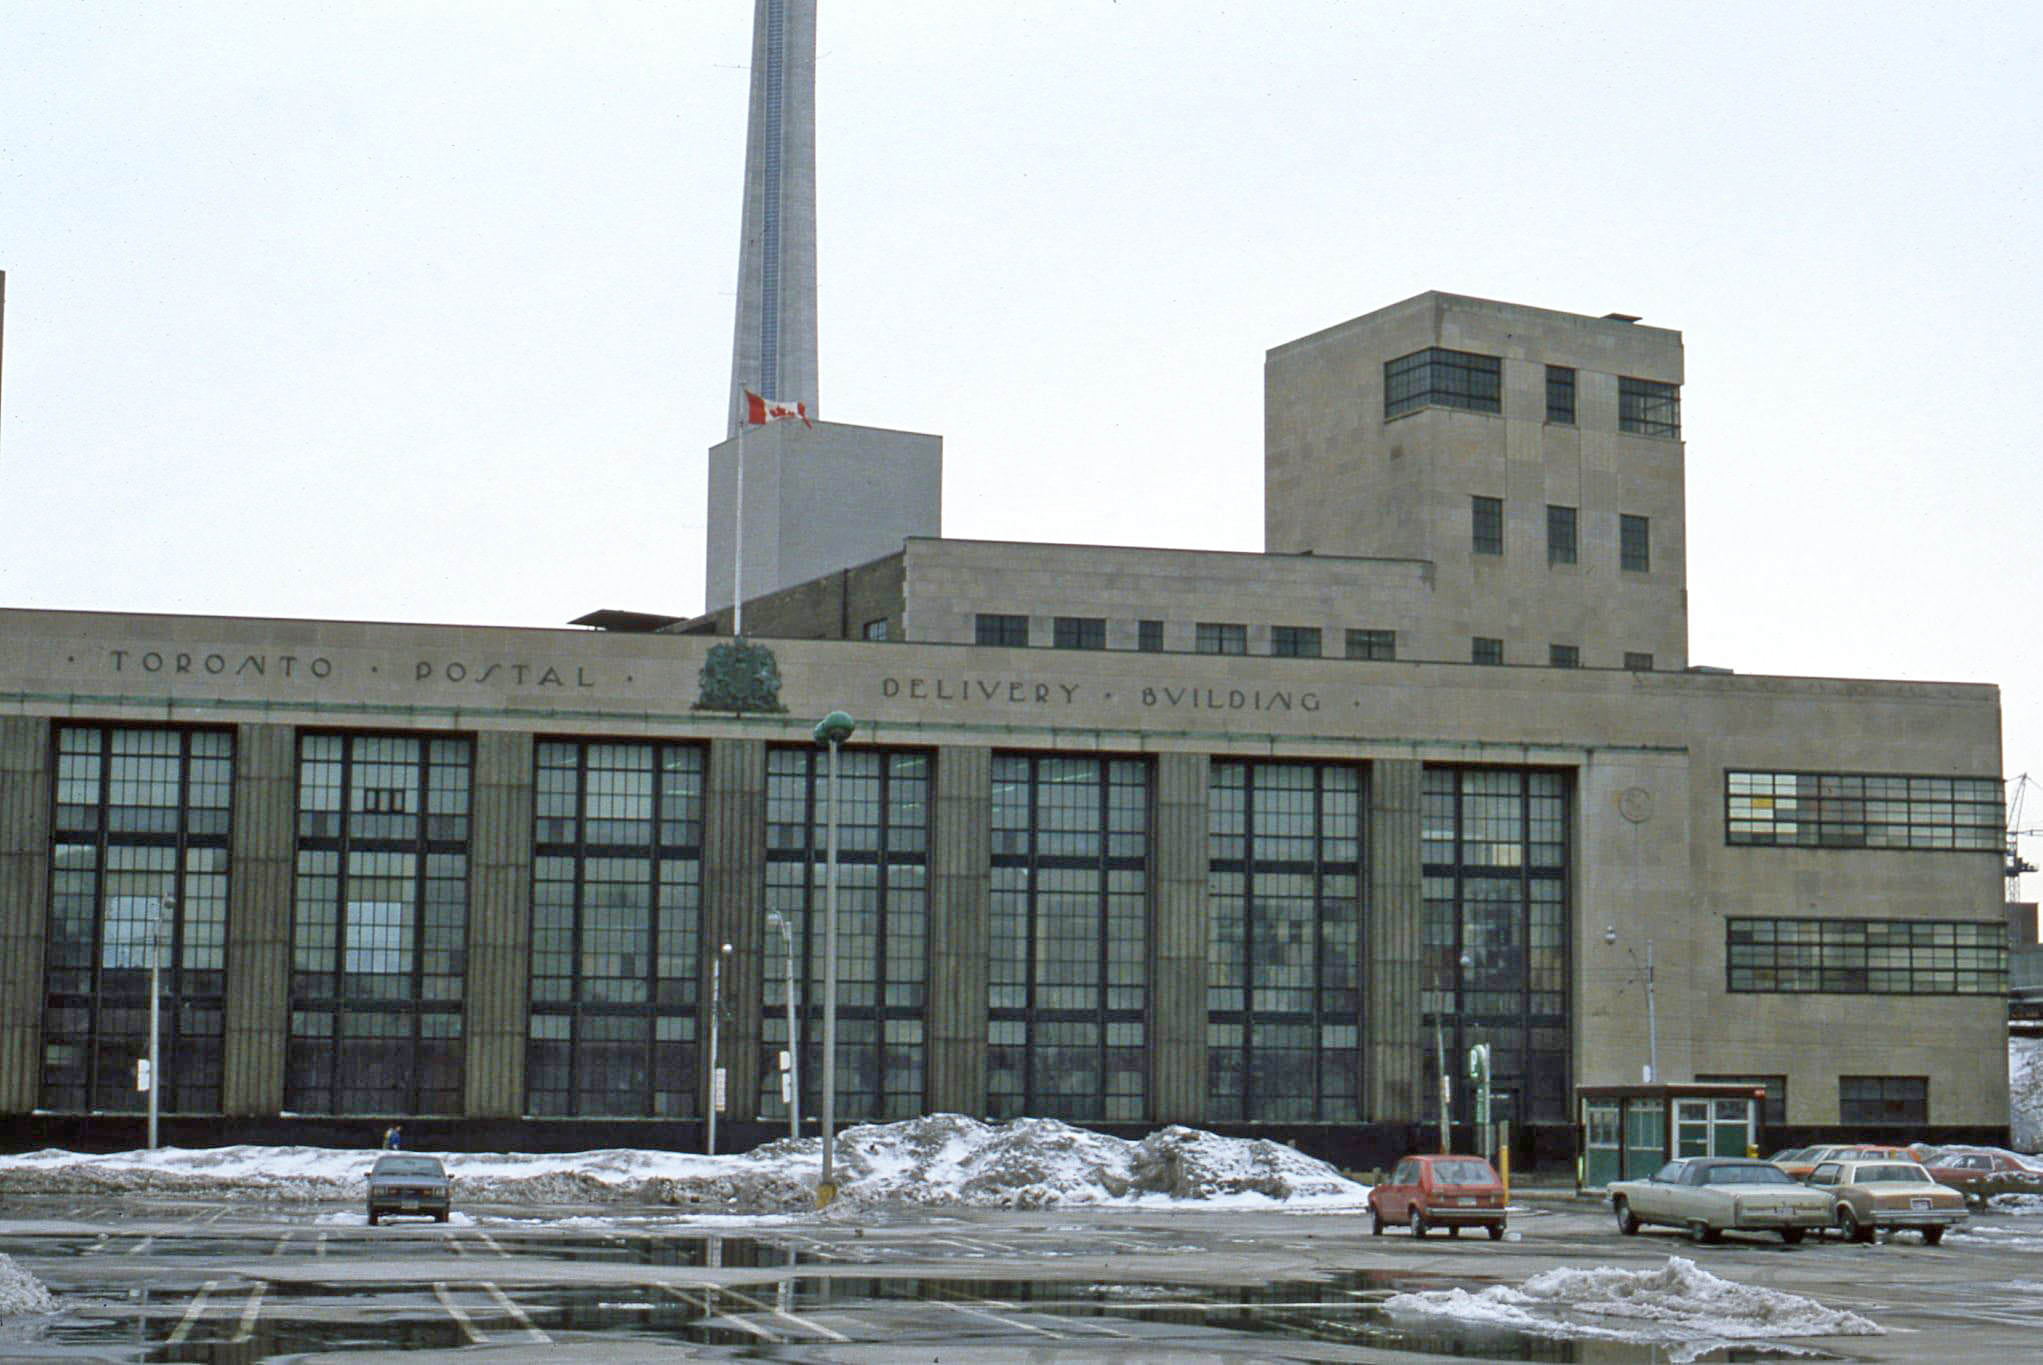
(1610, 1157, 1834, 1245)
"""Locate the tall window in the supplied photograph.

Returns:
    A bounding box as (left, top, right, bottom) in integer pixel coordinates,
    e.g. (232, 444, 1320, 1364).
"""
(975, 613, 1029, 647)
(1618, 377, 1680, 438)
(1471, 496, 1504, 555)
(1547, 505, 1577, 565)
(1620, 514, 1651, 572)
(1207, 763, 1363, 1122)
(44, 726, 233, 1114)
(1271, 626, 1321, 658)
(527, 741, 704, 1117)
(289, 733, 471, 1116)
(1385, 348, 1502, 419)
(1840, 1075, 1927, 1125)
(1196, 622, 1248, 655)
(1346, 629, 1396, 661)
(1725, 771, 2003, 850)
(761, 747, 929, 1122)
(1137, 620, 1164, 653)
(1422, 768, 1570, 1122)
(989, 755, 1150, 1121)
(1472, 637, 1504, 666)
(1546, 365, 1576, 424)
(1053, 617, 1106, 650)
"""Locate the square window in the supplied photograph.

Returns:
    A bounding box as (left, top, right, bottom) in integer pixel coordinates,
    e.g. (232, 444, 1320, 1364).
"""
(1546, 365, 1576, 424)
(1053, 617, 1106, 650)
(1271, 626, 1321, 658)
(861, 618, 889, 642)
(1839, 1074, 1927, 1125)
(1137, 620, 1164, 653)
(1547, 505, 1577, 565)
(1472, 637, 1504, 666)
(975, 614, 1029, 647)
(1346, 629, 1395, 661)
(1624, 651, 1654, 672)
(1619, 377, 1680, 438)
(1472, 496, 1503, 555)
(1621, 515, 1651, 573)
(1197, 623, 1247, 656)
(1549, 644, 1579, 669)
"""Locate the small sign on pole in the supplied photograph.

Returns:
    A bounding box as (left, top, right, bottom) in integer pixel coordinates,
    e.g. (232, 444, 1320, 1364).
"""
(135, 1059, 152, 1092)
(712, 1067, 728, 1113)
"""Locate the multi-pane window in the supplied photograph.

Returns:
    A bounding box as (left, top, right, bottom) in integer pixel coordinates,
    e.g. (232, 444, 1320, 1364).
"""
(1471, 496, 1504, 555)
(1272, 626, 1321, 658)
(44, 726, 233, 1114)
(1695, 1073, 1788, 1128)
(1346, 629, 1396, 661)
(1618, 377, 1680, 438)
(862, 618, 888, 642)
(1620, 514, 1651, 573)
(975, 613, 1029, 647)
(1137, 620, 1164, 653)
(1725, 771, 2003, 850)
(1196, 622, 1247, 656)
(288, 733, 471, 1116)
(1727, 919, 2005, 995)
(1624, 652, 1655, 672)
(1547, 505, 1577, 565)
(1422, 768, 1570, 1122)
(1840, 1075, 1927, 1125)
(1385, 348, 1502, 419)
(1546, 365, 1576, 424)
(761, 747, 929, 1122)
(1472, 637, 1504, 666)
(1549, 644, 1580, 669)
(1207, 763, 1363, 1122)
(989, 755, 1150, 1121)
(527, 741, 705, 1117)
(1053, 617, 1106, 650)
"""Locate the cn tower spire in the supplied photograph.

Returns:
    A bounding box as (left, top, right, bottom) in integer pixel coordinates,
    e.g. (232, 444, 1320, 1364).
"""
(727, 0, 819, 439)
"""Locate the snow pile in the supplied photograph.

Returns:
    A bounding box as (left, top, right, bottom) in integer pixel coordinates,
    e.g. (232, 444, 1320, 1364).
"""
(2013, 1035, 2043, 1151)
(1383, 1255, 1881, 1363)
(0, 1254, 57, 1319)
(0, 1115, 1368, 1214)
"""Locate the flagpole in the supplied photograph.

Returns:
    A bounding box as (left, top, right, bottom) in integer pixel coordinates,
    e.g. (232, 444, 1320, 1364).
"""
(733, 414, 746, 639)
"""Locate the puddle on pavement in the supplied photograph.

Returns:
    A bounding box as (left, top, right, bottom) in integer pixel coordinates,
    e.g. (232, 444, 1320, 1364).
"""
(19, 1271, 1845, 1363)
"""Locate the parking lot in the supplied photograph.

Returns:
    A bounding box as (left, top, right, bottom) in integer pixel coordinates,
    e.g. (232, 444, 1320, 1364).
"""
(8, 1190, 2043, 1362)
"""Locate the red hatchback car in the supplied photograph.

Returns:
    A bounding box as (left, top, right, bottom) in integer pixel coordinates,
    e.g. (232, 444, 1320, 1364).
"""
(1369, 1154, 1508, 1239)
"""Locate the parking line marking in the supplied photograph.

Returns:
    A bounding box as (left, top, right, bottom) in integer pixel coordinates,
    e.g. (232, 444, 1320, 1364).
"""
(710, 1283, 851, 1343)
(126, 1236, 154, 1256)
(471, 1228, 507, 1256)
(86, 1234, 109, 1255)
(480, 1283, 550, 1342)
(977, 1295, 1132, 1338)
(232, 1283, 266, 1343)
(270, 1233, 292, 1256)
(936, 1298, 1067, 1339)
(202, 1207, 229, 1225)
(167, 1281, 216, 1345)
(659, 1285, 779, 1342)
(315, 1232, 328, 1258)
(433, 1282, 486, 1344)
(442, 1231, 466, 1257)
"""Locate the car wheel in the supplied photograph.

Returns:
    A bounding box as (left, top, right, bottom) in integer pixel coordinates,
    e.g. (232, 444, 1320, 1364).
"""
(1488, 1222, 1506, 1241)
(1780, 1226, 1804, 1245)
(367, 1210, 379, 1227)
(1409, 1207, 1427, 1238)
(1837, 1206, 1872, 1244)
(1447, 1225, 1460, 1239)
(1370, 1208, 1385, 1236)
(1687, 1220, 1721, 1244)
(1922, 1225, 1945, 1246)
(435, 1209, 449, 1224)
(1614, 1197, 1641, 1236)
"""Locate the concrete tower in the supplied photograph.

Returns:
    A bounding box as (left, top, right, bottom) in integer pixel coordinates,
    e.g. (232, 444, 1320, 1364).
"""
(726, 0, 819, 439)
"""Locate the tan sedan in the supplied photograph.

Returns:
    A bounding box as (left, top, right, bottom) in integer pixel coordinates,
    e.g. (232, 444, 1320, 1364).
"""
(1806, 1159, 1967, 1244)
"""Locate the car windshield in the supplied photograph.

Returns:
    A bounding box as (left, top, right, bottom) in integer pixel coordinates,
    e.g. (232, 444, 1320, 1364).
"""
(1857, 1164, 1929, 1183)
(373, 1157, 444, 1178)
(1431, 1160, 1496, 1185)
(1702, 1164, 1793, 1185)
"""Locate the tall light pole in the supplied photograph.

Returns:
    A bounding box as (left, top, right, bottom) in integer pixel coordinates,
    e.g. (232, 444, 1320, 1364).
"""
(812, 710, 855, 1205)
(1432, 949, 1473, 1154)
(148, 892, 173, 1150)
(767, 910, 799, 1140)
(1605, 925, 1658, 1083)
(707, 941, 733, 1154)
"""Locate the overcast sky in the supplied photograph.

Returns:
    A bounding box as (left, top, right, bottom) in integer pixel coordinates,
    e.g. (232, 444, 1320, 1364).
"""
(5, 1, 2042, 877)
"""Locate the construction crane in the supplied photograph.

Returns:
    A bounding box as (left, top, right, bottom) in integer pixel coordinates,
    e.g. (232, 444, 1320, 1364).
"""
(2008, 772, 2043, 903)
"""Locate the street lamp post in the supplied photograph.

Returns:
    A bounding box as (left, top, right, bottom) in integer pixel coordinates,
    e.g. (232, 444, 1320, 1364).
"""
(812, 710, 855, 1205)
(1432, 950, 1474, 1154)
(707, 941, 733, 1154)
(1605, 925, 1658, 1083)
(767, 910, 799, 1140)
(148, 892, 173, 1150)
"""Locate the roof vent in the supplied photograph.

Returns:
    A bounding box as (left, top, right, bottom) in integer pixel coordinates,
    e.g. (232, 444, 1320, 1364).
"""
(1603, 312, 1642, 323)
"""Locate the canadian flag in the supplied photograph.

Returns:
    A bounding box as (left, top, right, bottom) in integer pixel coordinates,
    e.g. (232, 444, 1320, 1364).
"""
(744, 390, 812, 427)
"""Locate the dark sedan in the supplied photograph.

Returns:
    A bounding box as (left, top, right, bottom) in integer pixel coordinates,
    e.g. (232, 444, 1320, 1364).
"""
(366, 1154, 451, 1225)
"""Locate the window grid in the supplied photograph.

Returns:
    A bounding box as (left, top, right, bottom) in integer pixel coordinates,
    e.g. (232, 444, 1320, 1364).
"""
(1620, 514, 1651, 573)
(1618, 377, 1680, 438)
(1549, 645, 1580, 669)
(1472, 637, 1504, 666)
(1547, 505, 1577, 565)
(1346, 629, 1396, 661)
(989, 755, 1151, 1122)
(1206, 762, 1364, 1122)
(1271, 626, 1321, 658)
(43, 725, 233, 1115)
(288, 733, 471, 1116)
(526, 741, 706, 1117)
(1136, 620, 1164, 653)
(1385, 348, 1502, 419)
(1421, 767, 1571, 1123)
(1727, 918, 2006, 995)
(1695, 1073, 1788, 1128)
(1472, 496, 1504, 555)
(1053, 617, 1106, 650)
(760, 747, 930, 1123)
(1196, 623, 1248, 656)
(975, 613, 1029, 647)
(1840, 1075, 1927, 1125)
(1724, 770, 2003, 851)
(1624, 652, 1655, 672)
(1546, 365, 1576, 424)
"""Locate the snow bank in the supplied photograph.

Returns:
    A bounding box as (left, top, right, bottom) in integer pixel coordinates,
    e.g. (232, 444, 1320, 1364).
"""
(0, 1254, 56, 1319)
(1383, 1255, 1880, 1363)
(2013, 1035, 2043, 1151)
(0, 1115, 1369, 1214)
